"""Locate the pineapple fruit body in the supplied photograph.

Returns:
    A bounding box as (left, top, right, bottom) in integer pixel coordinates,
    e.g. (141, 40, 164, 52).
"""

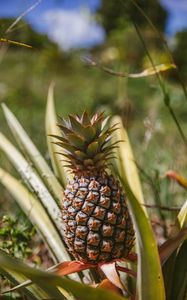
(54, 111, 135, 263)
(63, 175, 134, 263)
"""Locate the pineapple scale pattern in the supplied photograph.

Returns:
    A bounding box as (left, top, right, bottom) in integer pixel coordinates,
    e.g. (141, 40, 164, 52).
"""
(62, 175, 135, 263)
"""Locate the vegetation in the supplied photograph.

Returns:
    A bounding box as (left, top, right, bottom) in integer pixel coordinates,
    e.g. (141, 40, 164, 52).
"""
(0, 0, 187, 299)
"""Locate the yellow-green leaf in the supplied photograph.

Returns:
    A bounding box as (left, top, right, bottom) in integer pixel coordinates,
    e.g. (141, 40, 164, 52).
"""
(0, 250, 127, 300)
(111, 116, 145, 208)
(83, 56, 176, 78)
(0, 167, 70, 263)
(1, 102, 63, 202)
(46, 82, 70, 186)
(178, 199, 187, 228)
(119, 176, 165, 300)
(0, 38, 33, 48)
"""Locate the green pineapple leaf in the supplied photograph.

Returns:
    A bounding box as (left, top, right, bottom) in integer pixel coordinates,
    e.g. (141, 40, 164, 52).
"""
(0, 249, 127, 300)
(119, 175, 165, 300)
(46, 82, 69, 186)
(1, 102, 63, 202)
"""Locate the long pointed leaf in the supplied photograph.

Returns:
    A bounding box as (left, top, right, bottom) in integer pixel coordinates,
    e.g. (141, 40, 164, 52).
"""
(178, 199, 187, 228)
(0, 132, 64, 237)
(0, 250, 127, 300)
(110, 116, 145, 209)
(46, 82, 71, 186)
(170, 240, 187, 300)
(159, 227, 187, 265)
(0, 167, 70, 263)
(119, 176, 165, 300)
(1, 102, 63, 202)
(0, 269, 47, 299)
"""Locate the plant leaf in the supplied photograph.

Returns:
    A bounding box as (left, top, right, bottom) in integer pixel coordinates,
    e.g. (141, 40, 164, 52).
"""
(83, 56, 176, 78)
(110, 116, 145, 208)
(0, 268, 47, 299)
(170, 239, 187, 300)
(0, 167, 71, 264)
(1, 102, 63, 202)
(159, 227, 187, 265)
(0, 132, 64, 238)
(55, 261, 96, 276)
(98, 279, 122, 296)
(99, 262, 124, 291)
(46, 82, 70, 186)
(166, 170, 187, 190)
(178, 199, 187, 228)
(0, 250, 127, 300)
(119, 176, 165, 300)
(0, 38, 33, 48)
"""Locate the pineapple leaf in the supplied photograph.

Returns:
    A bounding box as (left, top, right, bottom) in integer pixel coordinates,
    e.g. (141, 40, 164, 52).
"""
(99, 262, 124, 291)
(110, 116, 145, 207)
(83, 158, 94, 166)
(0, 132, 64, 238)
(82, 125, 96, 142)
(98, 132, 109, 147)
(81, 111, 91, 126)
(69, 114, 86, 134)
(0, 167, 72, 264)
(55, 141, 78, 153)
(1, 102, 63, 202)
(119, 175, 165, 300)
(74, 150, 88, 160)
(58, 124, 74, 136)
(159, 226, 187, 265)
(67, 133, 85, 149)
(87, 141, 99, 156)
(46, 83, 69, 185)
(170, 240, 187, 300)
(50, 134, 68, 143)
(0, 250, 127, 300)
(178, 199, 187, 228)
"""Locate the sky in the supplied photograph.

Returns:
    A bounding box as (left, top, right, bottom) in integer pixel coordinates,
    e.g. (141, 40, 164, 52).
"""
(0, 0, 187, 50)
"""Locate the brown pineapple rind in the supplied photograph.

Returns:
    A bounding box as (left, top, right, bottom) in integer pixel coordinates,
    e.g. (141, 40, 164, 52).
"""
(62, 175, 135, 263)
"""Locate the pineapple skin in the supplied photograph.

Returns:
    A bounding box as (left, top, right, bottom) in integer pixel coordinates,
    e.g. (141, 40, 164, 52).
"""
(62, 174, 135, 263)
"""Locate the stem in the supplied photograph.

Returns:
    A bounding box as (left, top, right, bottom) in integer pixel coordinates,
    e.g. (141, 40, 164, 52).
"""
(132, 20, 187, 148)
(129, 0, 187, 102)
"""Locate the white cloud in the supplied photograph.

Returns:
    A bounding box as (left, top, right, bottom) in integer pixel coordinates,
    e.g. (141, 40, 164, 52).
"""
(42, 8, 105, 51)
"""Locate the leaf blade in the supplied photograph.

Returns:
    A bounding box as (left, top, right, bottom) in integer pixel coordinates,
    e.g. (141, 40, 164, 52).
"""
(0, 250, 127, 300)
(0, 167, 71, 263)
(45, 82, 70, 185)
(111, 116, 145, 208)
(119, 176, 165, 300)
(1, 102, 63, 202)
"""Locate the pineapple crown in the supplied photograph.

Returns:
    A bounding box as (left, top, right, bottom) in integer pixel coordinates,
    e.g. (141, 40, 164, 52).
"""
(53, 111, 118, 177)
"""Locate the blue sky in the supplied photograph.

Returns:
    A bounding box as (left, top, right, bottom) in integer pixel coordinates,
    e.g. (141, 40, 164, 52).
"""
(0, 0, 187, 50)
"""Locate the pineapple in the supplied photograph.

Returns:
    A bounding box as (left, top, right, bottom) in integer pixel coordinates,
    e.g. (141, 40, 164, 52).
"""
(55, 111, 135, 263)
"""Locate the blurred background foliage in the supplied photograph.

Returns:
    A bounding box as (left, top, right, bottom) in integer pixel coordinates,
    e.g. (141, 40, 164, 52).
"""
(0, 0, 187, 237)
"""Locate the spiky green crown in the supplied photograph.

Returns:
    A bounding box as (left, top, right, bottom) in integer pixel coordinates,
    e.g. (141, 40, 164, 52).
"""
(54, 111, 118, 177)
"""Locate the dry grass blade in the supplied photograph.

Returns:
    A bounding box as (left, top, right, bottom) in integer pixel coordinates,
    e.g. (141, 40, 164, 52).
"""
(5, 0, 42, 33)
(0, 38, 33, 48)
(83, 56, 176, 78)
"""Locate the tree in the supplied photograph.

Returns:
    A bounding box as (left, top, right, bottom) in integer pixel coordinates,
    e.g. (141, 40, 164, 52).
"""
(97, 0, 167, 34)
